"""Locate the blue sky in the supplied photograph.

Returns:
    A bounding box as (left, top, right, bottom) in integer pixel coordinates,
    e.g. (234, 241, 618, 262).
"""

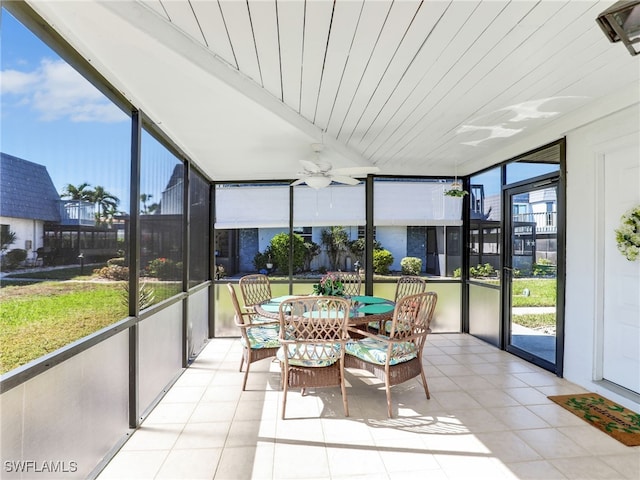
(1, 8, 134, 211)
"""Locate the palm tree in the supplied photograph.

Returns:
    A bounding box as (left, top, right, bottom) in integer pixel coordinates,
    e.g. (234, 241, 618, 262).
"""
(321, 226, 350, 271)
(61, 182, 93, 201)
(91, 185, 120, 224)
(140, 193, 153, 214)
(0, 229, 17, 253)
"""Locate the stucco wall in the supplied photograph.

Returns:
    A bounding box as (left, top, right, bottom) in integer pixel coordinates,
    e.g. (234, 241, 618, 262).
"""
(564, 103, 640, 411)
(0, 216, 43, 264)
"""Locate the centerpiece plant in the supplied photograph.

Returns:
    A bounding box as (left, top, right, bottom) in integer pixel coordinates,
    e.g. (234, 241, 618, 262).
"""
(313, 273, 345, 296)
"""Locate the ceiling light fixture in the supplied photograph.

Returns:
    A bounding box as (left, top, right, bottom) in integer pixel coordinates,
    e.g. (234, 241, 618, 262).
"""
(304, 175, 332, 190)
(596, 0, 640, 56)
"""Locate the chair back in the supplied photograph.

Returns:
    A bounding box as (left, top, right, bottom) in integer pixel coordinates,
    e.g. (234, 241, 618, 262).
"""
(227, 283, 248, 325)
(226, 283, 252, 342)
(394, 275, 427, 302)
(239, 274, 272, 309)
(387, 292, 437, 352)
(329, 271, 362, 296)
(278, 296, 350, 363)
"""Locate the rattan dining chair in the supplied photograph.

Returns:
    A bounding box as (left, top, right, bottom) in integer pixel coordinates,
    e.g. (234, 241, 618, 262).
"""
(227, 283, 280, 391)
(346, 291, 438, 417)
(239, 274, 272, 313)
(329, 271, 362, 296)
(368, 275, 428, 333)
(394, 275, 427, 301)
(277, 296, 351, 419)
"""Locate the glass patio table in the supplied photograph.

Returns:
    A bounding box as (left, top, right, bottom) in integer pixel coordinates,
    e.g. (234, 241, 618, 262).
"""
(255, 295, 395, 333)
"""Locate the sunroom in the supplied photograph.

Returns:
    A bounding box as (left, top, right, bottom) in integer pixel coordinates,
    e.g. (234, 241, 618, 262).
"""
(1, 1, 638, 478)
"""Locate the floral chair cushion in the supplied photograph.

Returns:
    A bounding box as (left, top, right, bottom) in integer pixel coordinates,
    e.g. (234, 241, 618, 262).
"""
(345, 337, 417, 366)
(250, 315, 277, 325)
(276, 343, 341, 367)
(240, 325, 280, 350)
(366, 321, 410, 335)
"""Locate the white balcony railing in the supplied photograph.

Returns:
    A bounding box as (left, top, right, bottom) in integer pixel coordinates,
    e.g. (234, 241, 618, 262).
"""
(513, 211, 557, 234)
(59, 200, 95, 226)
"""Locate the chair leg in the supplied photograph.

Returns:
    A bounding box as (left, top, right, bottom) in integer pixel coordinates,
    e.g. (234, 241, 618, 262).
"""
(239, 352, 245, 372)
(340, 367, 349, 417)
(281, 367, 289, 420)
(420, 366, 430, 399)
(242, 361, 251, 391)
(385, 381, 393, 418)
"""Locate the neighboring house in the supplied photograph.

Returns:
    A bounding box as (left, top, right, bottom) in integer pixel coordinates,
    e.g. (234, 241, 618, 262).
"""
(0, 152, 124, 267)
(0, 153, 61, 265)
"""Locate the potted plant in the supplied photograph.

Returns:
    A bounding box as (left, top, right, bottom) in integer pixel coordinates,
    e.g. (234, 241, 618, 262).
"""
(444, 181, 468, 197)
(312, 273, 345, 296)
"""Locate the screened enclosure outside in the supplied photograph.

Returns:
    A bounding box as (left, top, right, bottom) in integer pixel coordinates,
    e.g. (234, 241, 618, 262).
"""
(293, 183, 366, 278)
(213, 183, 291, 336)
(469, 167, 503, 284)
(213, 178, 464, 336)
(189, 170, 210, 288)
(0, 10, 131, 373)
(373, 178, 464, 278)
(139, 132, 184, 306)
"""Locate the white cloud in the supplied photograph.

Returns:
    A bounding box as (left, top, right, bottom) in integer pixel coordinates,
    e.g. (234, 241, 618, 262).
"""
(1, 58, 126, 123)
(0, 69, 39, 94)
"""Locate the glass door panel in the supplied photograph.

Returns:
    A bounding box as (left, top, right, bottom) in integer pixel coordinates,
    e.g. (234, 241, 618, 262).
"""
(505, 180, 560, 371)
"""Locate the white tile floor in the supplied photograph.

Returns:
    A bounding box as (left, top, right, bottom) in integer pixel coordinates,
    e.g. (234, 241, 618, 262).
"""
(97, 334, 640, 479)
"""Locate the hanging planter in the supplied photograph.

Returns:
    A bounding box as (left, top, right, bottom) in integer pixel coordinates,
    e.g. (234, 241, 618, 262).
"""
(614, 205, 640, 262)
(444, 181, 468, 198)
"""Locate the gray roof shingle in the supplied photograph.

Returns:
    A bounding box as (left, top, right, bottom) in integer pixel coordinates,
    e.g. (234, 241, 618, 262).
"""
(0, 153, 61, 222)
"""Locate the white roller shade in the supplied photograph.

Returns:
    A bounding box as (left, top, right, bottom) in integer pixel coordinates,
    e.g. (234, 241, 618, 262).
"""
(214, 184, 289, 229)
(374, 181, 463, 226)
(293, 184, 365, 227)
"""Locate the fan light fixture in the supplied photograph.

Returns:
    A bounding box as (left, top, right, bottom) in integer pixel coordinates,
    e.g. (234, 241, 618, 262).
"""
(596, 0, 640, 56)
(304, 175, 332, 190)
(291, 143, 379, 189)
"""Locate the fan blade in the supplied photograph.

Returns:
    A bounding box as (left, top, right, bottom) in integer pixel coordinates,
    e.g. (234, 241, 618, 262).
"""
(299, 159, 323, 173)
(330, 175, 361, 185)
(290, 178, 307, 186)
(331, 166, 380, 176)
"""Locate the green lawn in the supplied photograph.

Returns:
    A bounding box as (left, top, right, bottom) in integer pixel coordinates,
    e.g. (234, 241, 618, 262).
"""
(0, 278, 181, 374)
(512, 313, 556, 329)
(0, 282, 128, 373)
(511, 278, 556, 307)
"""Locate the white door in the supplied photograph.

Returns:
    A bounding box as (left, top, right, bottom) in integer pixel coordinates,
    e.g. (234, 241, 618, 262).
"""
(602, 145, 640, 394)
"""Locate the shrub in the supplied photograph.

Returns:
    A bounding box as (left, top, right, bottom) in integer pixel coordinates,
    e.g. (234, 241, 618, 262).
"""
(148, 257, 182, 280)
(348, 238, 382, 264)
(94, 265, 129, 280)
(121, 282, 155, 310)
(3, 249, 27, 269)
(107, 257, 126, 267)
(469, 263, 496, 278)
(253, 249, 271, 271)
(453, 267, 461, 278)
(373, 249, 394, 275)
(533, 258, 556, 277)
(303, 241, 320, 271)
(268, 233, 307, 273)
(401, 257, 422, 275)
(0, 229, 16, 253)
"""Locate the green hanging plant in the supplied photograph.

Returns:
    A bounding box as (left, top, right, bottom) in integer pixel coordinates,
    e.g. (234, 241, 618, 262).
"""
(444, 181, 468, 197)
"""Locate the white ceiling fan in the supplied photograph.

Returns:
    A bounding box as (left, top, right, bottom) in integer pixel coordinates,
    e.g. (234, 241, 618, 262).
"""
(290, 143, 379, 189)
